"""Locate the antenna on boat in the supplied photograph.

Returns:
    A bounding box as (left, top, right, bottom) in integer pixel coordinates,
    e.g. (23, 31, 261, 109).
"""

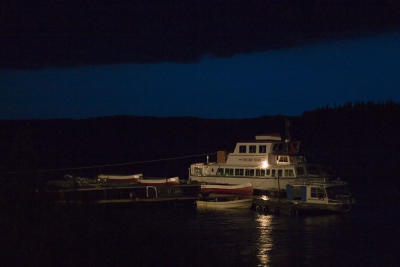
(284, 118, 291, 142)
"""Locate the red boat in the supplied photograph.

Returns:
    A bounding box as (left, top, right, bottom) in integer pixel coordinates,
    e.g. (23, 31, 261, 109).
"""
(139, 176, 180, 186)
(200, 183, 253, 196)
(98, 173, 143, 183)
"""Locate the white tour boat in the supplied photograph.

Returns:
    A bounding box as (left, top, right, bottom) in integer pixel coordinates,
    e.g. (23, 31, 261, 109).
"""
(189, 134, 342, 193)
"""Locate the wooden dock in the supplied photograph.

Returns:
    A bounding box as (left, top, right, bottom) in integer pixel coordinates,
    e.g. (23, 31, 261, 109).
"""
(39, 184, 201, 208)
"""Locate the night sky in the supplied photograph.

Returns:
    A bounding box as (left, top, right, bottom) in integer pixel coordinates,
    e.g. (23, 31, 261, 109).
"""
(1, 0, 400, 119)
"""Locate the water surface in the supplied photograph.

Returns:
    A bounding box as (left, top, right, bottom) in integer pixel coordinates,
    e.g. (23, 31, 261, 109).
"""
(2, 204, 398, 266)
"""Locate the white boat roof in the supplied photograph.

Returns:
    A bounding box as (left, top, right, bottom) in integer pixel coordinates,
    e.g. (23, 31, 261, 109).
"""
(255, 134, 282, 141)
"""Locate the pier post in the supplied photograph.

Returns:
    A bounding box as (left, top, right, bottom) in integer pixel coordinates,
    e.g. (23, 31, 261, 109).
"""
(277, 175, 281, 202)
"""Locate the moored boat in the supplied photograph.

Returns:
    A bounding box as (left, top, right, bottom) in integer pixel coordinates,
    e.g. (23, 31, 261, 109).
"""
(189, 134, 347, 194)
(253, 179, 353, 215)
(139, 176, 180, 186)
(98, 173, 143, 183)
(286, 180, 353, 213)
(200, 183, 253, 196)
(196, 195, 253, 210)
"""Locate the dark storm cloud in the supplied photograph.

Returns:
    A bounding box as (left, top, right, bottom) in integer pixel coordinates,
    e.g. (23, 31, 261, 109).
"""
(2, 0, 400, 69)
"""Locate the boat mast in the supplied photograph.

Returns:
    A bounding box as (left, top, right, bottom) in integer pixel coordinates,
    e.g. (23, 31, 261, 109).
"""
(285, 118, 291, 142)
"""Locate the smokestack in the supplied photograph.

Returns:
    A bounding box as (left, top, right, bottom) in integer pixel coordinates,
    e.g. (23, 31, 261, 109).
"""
(217, 151, 227, 163)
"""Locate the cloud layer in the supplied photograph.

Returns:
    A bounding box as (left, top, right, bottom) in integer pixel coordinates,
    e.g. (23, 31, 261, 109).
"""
(2, 0, 400, 68)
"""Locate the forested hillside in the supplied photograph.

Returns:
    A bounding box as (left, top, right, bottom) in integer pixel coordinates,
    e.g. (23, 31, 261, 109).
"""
(1, 102, 399, 201)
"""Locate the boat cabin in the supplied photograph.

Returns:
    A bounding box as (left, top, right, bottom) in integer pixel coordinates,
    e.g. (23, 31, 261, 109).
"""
(286, 182, 351, 205)
(190, 161, 329, 180)
(220, 135, 301, 167)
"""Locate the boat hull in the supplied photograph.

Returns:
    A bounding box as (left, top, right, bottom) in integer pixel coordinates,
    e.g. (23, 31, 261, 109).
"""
(200, 183, 253, 196)
(99, 174, 142, 183)
(191, 175, 306, 192)
(196, 198, 253, 210)
(106, 178, 140, 183)
(139, 177, 180, 186)
(294, 202, 351, 214)
(139, 181, 180, 186)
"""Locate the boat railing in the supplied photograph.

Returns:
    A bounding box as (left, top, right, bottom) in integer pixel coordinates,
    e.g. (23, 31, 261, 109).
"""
(291, 178, 347, 186)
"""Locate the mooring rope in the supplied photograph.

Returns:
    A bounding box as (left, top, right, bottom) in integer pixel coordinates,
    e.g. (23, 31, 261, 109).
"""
(5, 152, 216, 174)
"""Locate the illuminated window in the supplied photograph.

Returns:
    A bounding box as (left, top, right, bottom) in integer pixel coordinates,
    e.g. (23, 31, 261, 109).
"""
(235, 169, 244, 176)
(278, 156, 288, 163)
(239, 145, 246, 153)
(225, 168, 234, 175)
(256, 169, 266, 176)
(284, 169, 294, 177)
(259, 145, 266, 153)
(245, 169, 254, 176)
(249, 145, 256, 153)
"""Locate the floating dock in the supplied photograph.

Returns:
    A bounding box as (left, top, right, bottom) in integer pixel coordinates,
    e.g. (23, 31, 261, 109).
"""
(39, 184, 201, 208)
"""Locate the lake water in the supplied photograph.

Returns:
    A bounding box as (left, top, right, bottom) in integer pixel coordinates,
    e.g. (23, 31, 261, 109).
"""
(2, 203, 398, 267)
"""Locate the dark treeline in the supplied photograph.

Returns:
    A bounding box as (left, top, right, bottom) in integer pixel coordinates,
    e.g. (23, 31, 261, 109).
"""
(296, 101, 400, 202)
(1, 101, 399, 202)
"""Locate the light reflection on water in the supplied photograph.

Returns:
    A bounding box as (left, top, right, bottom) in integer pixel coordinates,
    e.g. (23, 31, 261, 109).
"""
(2, 205, 399, 266)
(256, 214, 273, 266)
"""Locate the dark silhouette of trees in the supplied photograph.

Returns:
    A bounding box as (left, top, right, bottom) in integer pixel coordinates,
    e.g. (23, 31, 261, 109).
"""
(1, 101, 400, 202)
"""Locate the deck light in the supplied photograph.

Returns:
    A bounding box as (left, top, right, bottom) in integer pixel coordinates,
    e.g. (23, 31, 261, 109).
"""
(261, 160, 268, 169)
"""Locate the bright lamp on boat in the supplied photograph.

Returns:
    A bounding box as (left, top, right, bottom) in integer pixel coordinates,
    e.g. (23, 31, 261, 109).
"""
(261, 160, 268, 169)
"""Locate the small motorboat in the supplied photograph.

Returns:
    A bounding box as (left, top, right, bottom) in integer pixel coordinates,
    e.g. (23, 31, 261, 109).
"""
(286, 180, 353, 213)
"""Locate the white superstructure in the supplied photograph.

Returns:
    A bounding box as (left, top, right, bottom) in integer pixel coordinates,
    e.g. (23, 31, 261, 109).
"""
(189, 134, 337, 192)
